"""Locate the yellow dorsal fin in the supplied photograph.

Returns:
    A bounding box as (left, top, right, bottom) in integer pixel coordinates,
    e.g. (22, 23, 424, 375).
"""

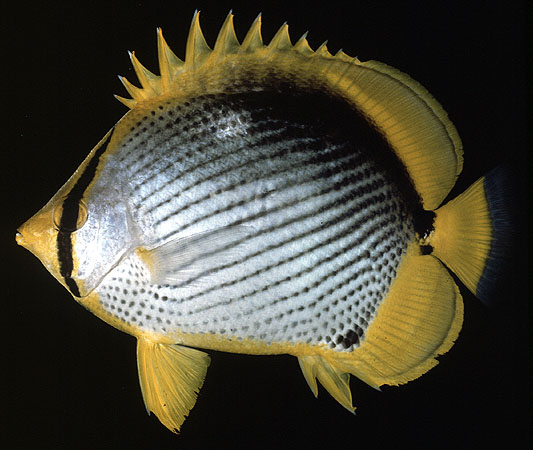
(347, 60, 463, 209)
(185, 11, 211, 70)
(129, 51, 160, 95)
(314, 41, 331, 58)
(114, 93, 137, 109)
(293, 32, 313, 56)
(157, 27, 184, 90)
(334, 49, 354, 63)
(240, 13, 263, 52)
(117, 74, 147, 102)
(116, 11, 462, 207)
(267, 22, 292, 52)
(136, 337, 210, 433)
(212, 11, 240, 58)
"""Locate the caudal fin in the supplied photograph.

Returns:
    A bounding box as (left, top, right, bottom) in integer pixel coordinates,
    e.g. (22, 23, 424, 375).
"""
(430, 165, 516, 305)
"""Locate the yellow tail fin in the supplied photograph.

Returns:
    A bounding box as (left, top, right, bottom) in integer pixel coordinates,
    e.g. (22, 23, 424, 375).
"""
(430, 177, 491, 296)
(136, 337, 210, 433)
(430, 166, 514, 304)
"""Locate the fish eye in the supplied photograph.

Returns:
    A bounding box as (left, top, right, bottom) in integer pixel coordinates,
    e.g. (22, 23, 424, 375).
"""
(53, 198, 89, 232)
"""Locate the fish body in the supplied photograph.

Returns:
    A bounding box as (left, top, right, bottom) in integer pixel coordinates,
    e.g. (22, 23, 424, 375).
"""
(16, 12, 511, 433)
(67, 88, 418, 350)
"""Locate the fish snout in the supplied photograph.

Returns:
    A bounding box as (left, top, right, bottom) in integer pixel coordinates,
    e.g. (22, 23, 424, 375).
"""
(16, 212, 65, 285)
(15, 230, 25, 247)
(15, 209, 57, 260)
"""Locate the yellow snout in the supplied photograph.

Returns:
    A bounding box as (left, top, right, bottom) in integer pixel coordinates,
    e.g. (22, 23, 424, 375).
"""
(17, 205, 63, 285)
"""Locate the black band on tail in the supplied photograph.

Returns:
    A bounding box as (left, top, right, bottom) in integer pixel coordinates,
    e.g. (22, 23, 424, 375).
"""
(476, 164, 519, 304)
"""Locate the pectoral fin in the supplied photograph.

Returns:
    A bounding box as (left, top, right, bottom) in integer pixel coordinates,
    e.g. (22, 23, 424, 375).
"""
(138, 225, 252, 286)
(136, 337, 210, 433)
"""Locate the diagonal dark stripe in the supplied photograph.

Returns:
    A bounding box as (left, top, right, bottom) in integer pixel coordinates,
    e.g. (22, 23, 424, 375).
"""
(169, 186, 389, 306)
(56, 129, 114, 296)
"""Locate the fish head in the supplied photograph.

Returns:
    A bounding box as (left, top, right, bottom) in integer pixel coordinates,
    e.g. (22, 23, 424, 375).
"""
(16, 128, 137, 298)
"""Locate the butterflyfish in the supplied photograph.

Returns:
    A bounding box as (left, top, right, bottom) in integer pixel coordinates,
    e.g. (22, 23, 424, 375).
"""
(16, 11, 513, 433)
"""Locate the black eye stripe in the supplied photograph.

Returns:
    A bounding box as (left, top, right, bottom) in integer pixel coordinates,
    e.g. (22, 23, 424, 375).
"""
(59, 197, 83, 232)
(53, 200, 88, 232)
(57, 129, 114, 296)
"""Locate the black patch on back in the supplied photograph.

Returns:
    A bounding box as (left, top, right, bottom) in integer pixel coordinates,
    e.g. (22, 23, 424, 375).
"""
(193, 79, 424, 216)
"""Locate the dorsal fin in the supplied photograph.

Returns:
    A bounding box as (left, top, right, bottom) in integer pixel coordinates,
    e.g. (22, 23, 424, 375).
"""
(267, 22, 292, 52)
(185, 11, 211, 70)
(240, 13, 263, 52)
(157, 27, 184, 90)
(293, 32, 313, 56)
(116, 11, 463, 209)
(129, 51, 159, 94)
(212, 11, 240, 58)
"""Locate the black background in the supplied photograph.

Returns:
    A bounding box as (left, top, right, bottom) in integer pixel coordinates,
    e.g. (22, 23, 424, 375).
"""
(3, 1, 528, 449)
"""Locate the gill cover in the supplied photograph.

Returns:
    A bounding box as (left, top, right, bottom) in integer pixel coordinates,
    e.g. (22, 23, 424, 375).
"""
(17, 129, 137, 297)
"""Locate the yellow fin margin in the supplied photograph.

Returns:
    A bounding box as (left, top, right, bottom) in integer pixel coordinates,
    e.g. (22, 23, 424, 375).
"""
(332, 245, 463, 388)
(136, 337, 210, 433)
(130, 244, 462, 418)
(341, 60, 463, 209)
(294, 245, 463, 412)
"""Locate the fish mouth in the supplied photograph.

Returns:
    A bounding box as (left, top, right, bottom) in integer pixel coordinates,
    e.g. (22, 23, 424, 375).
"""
(16, 230, 26, 247)
(16, 223, 68, 291)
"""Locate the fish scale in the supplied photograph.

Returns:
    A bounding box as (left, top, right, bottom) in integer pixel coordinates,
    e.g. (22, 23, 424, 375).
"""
(99, 215, 407, 351)
(90, 89, 413, 352)
(17, 11, 510, 433)
(122, 93, 398, 242)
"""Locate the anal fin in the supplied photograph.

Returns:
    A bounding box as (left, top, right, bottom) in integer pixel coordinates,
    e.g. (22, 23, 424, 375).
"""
(136, 337, 210, 433)
(335, 245, 463, 388)
(298, 355, 355, 413)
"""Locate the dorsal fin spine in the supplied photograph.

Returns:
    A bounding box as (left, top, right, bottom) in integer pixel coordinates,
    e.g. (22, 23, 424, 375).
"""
(240, 13, 263, 52)
(267, 23, 292, 52)
(185, 11, 211, 70)
(314, 41, 331, 58)
(211, 11, 240, 59)
(129, 51, 160, 95)
(118, 12, 354, 107)
(335, 49, 355, 63)
(157, 28, 184, 91)
(114, 94, 137, 109)
(294, 32, 313, 56)
(117, 74, 146, 101)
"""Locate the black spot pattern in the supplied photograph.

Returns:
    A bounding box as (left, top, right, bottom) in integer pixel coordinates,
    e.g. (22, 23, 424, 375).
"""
(92, 85, 419, 353)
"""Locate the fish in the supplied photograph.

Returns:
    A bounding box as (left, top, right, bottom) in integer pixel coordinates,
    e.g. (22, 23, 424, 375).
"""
(16, 11, 513, 434)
